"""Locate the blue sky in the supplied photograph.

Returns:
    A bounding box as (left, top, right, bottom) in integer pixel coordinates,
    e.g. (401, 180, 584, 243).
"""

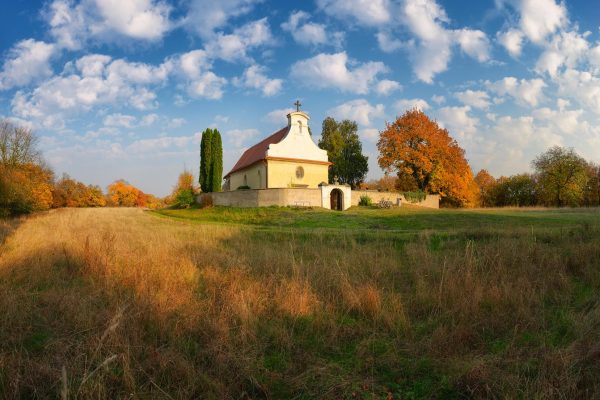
(1, 0, 600, 196)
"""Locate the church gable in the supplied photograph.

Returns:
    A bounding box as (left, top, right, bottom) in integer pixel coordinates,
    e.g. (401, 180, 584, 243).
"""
(266, 111, 328, 163)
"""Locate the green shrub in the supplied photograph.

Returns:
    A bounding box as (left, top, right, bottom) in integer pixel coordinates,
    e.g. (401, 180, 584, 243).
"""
(358, 195, 373, 206)
(175, 189, 195, 208)
(402, 190, 426, 203)
(237, 185, 251, 190)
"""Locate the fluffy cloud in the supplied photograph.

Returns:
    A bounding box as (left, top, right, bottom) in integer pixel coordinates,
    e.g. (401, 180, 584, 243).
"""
(264, 108, 294, 125)
(184, 0, 262, 39)
(327, 99, 385, 126)
(454, 29, 490, 62)
(45, 0, 172, 49)
(104, 113, 137, 128)
(128, 134, 198, 154)
(225, 128, 260, 148)
(281, 10, 344, 48)
(497, 29, 525, 57)
(175, 50, 227, 99)
(454, 90, 490, 109)
(436, 106, 478, 139)
(315, 0, 391, 26)
(375, 79, 402, 96)
(535, 31, 589, 77)
(394, 0, 489, 83)
(486, 77, 546, 107)
(290, 52, 387, 94)
(497, 0, 568, 55)
(232, 65, 282, 96)
(555, 69, 600, 114)
(204, 18, 273, 62)
(393, 98, 430, 113)
(11, 54, 171, 128)
(0, 39, 55, 90)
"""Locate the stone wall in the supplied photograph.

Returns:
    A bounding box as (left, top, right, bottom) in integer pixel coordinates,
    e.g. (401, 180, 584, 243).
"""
(351, 190, 440, 209)
(198, 188, 440, 209)
(198, 188, 322, 208)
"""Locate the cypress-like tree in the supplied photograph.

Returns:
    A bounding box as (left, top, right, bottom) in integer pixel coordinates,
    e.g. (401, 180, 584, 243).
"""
(210, 129, 223, 192)
(199, 128, 213, 192)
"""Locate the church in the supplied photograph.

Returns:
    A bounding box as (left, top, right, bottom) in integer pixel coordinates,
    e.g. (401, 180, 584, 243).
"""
(223, 107, 331, 191)
(198, 104, 439, 211)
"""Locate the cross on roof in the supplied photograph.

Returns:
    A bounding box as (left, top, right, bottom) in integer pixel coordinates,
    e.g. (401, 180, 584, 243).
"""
(294, 100, 302, 112)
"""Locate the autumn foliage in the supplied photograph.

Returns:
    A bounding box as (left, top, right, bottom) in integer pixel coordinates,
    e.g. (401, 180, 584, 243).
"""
(107, 180, 149, 207)
(378, 109, 478, 207)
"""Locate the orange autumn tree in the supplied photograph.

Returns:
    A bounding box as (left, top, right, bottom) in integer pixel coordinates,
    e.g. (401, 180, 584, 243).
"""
(377, 109, 478, 207)
(107, 180, 146, 207)
(474, 169, 497, 207)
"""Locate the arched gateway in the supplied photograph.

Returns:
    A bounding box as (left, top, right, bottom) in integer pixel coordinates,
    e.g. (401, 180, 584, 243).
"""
(330, 188, 343, 211)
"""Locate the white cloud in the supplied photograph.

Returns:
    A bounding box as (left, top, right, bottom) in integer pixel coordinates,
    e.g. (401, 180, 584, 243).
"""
(264, 108, 294, 125)
(232, 65, 282, 96)
(45, 0, 172, 49)
(431, 94, 445, 104)
(555, 69, 600, 114)
(517, 0, 567, 44)
(327, 99, 385, 126)
(454, 29, 490, 62)
(454, 90, 490, 109)
(375, 79, 401, 96)
(175, 50, 227, 99)
(184, 0, 262, 39)
(532, 106, 585, 135)
(104, 113, 137, 128)
(497, 29, 525, 57)
(204, 18, 273, 62)
(281, 10, 343, 48)
(497, 0, 568, 56)
(535, 30, 589, 77)
(167, 117, 186, 128)
(376, 32, 405, 53)
(128, 134, 197, 154)
(399, 0, 489, 83)
(437, 106, 478, 139)
(290, 52, 387, 94)
(315, 0, 391, 26)
(360, 128, 380, 143)
(11, 54, 171, 129)
(486, 77, 546, 107)
(0, 39, 55, 90)
(141, 113, 159, 126)
(393, 98, 430, 113)
(225, 128, 260, 148)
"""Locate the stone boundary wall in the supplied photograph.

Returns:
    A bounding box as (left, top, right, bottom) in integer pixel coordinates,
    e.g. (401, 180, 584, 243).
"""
(197, 188, 440, 209)
(197, 188, 322, 208)
(351, 190, 440, 209)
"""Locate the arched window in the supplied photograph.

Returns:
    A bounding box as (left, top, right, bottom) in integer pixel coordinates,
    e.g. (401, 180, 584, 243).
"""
(244, 174, 247, 186)
(258, 170, 261, 187)
(296, 166, 304, 179)
(298, 120, 303, 133)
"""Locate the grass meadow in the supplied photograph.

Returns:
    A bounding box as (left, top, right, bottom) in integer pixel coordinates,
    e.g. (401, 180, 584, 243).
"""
(1, 206, 600, 399)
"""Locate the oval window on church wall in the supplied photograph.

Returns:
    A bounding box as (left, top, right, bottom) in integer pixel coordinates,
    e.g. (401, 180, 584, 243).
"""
(296, 166, 304, 179)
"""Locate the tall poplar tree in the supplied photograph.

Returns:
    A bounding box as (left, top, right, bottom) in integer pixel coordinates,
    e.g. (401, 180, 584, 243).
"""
(210, 129, 223, 192)
(199, 128, 213, 192)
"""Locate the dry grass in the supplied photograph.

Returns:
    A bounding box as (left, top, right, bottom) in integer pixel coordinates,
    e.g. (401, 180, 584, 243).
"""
(0, 207, 599, 399)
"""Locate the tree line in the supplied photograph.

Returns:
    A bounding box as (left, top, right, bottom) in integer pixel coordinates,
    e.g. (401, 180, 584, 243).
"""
(0, 119, 164, 216)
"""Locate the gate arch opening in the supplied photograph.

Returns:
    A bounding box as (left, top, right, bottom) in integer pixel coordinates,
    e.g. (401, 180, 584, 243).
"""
(330, 188, 343, 211)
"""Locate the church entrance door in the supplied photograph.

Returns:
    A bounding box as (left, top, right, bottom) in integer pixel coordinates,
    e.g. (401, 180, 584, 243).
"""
(330, 188, 343, 211)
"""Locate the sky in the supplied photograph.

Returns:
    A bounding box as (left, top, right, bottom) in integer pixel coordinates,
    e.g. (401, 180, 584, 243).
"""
(1, 0, 600, 196)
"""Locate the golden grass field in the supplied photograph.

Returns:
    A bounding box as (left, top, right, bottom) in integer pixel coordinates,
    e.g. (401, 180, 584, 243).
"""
(1, 207, 599, 399)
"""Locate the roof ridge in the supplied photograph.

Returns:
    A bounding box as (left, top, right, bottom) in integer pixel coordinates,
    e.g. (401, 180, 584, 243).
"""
(224, 126, 289, 178)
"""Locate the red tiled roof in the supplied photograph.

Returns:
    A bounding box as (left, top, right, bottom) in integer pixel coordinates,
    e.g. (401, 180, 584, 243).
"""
(224, 126, 289, 178)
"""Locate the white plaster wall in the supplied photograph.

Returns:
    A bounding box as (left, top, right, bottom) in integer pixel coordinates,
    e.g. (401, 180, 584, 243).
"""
(320, 185, 352, 210)
(266, 112, 328, 162)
